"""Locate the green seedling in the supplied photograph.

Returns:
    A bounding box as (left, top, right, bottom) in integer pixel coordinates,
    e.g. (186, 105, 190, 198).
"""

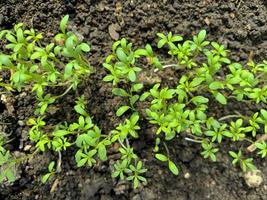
(0, 15, 92, 185)
(104, 30, 267, 186)
(201, 141, 219, 162)
(1, 25, 267, 190)
(42, 161, 56, 183)
(155, 153, 179, 175)
(255, 142, 267, 158)
(229, 151, 255, 172)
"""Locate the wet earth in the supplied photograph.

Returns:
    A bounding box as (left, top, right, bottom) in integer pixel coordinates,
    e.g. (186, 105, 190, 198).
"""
(0, 0, 267, 199)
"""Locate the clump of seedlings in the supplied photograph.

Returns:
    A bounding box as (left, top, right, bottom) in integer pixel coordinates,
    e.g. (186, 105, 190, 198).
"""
(0, 15, 266, 189)
(104, 30, 267, 185)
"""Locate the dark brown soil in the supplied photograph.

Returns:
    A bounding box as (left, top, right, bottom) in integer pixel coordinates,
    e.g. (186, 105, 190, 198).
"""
(0, 0, 267, 200)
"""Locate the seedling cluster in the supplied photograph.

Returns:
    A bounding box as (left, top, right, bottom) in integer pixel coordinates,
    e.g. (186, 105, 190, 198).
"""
(0, 16, 267, 189)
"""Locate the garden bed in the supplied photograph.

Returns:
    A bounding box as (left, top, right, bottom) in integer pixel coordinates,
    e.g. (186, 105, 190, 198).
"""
(0, 0, 267, 199)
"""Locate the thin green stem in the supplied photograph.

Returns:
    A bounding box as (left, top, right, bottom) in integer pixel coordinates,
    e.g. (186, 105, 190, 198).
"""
(12, 149, 39, 164)
(118, 138, 126, 149)
(54, 84, 73, 99)
(184, 137, 203, 143)
(218, 114, 241, 121)
(256, 72, 266, 79)
(163, 142, 170, 157)
(125, 137, 130, 148)
(242, 137, 253, 144)
(56, 151, 62, 173)
(154, 64, 178, 72)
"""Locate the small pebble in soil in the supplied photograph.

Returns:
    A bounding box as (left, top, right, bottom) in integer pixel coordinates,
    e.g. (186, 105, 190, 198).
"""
(18, 120, 25, 126)
(132, 194, 141, 200)
(184, 172, 191, 179)
(1, 94, 7, 103)
(114, 181, 129, 195)
(108, 23, 120, 40)
(23, 145, 32, 151)
(140, 188, 156, 200)
(19, 92, 27, 98)
(244, 169, 263, 188)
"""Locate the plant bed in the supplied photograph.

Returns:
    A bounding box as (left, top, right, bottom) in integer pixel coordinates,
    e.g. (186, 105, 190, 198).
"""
(0, 1, 267, 200)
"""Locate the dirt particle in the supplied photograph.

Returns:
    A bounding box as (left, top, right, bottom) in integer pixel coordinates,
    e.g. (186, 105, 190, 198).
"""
(132, 194, 141, 200)
(229, 12, 235, 19)
(204, 17, 210, 25)
(0, 14, 4, 26)
(97, 2, 105, 12)
(108, 23, 120, 40)
(140, 188, 156, 200)
(184, 172, 191, 179)
(244, 169, 263, 188)
(18, 120, 25, 126)
(115, 2, 123, 14)
(50, 178, 59, 193)
(23, 145, 32, 151)
(114, 181, 129, 195)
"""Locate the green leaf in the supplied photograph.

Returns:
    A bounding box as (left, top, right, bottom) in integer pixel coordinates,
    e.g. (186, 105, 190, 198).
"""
(5, 168, 15, 182)
(145, 44, 153, 55)
(130, 95, 139, 105)
(48, 161, 55, 172)
(60, 15, 69, 34)
(0, 54, 12, 66)
(130, 113, 139, 125)
(74, 105, 87, 116)
(214, 92, 227, 105)
(260, 109, 267, 119)
(157, 33, 165, 39)
(140, 92, 150, 101)
(27, 118, 36, 125)
(80, 43, 90, 52)
(133, 177, 139, 189)
(53, 130, 69, 137)
(171, 35, 183, 42)
(79, 116, 85, 127)
(132, 83, 143, 92)
(190, 77, 204, 87)
(88, 149, 97, 157)
(16, 28, 24, 43)
(6, 34, 16, 43)
(229, 151, 238, 158)
(116, 48, 127, 63)
(41, 173, 51, 183)
(191, 96, 209, 104)
(31, 52, 42, 60)
(65, 36, 74, 51)
(157, 39, 166, 48)
(209, 81, 224, 90)
(112, 88, 129, 97)
(98, 144, 107, 161)
(128, 70, 136, 82)
(14, 43, 23, 52)
(168, 160, 179, 175)
(198, 30, 206, 42)
(116, 106, 130, 117)
(134, 49, 148, 56)
(155, 153, 168, 162)
(77, 158, 87, 167)
(103, 75, 114, 82)
(12, 71, 25, 84)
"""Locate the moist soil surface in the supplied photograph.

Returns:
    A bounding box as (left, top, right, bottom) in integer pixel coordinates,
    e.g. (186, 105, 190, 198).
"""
(0, 0, 267, 200)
